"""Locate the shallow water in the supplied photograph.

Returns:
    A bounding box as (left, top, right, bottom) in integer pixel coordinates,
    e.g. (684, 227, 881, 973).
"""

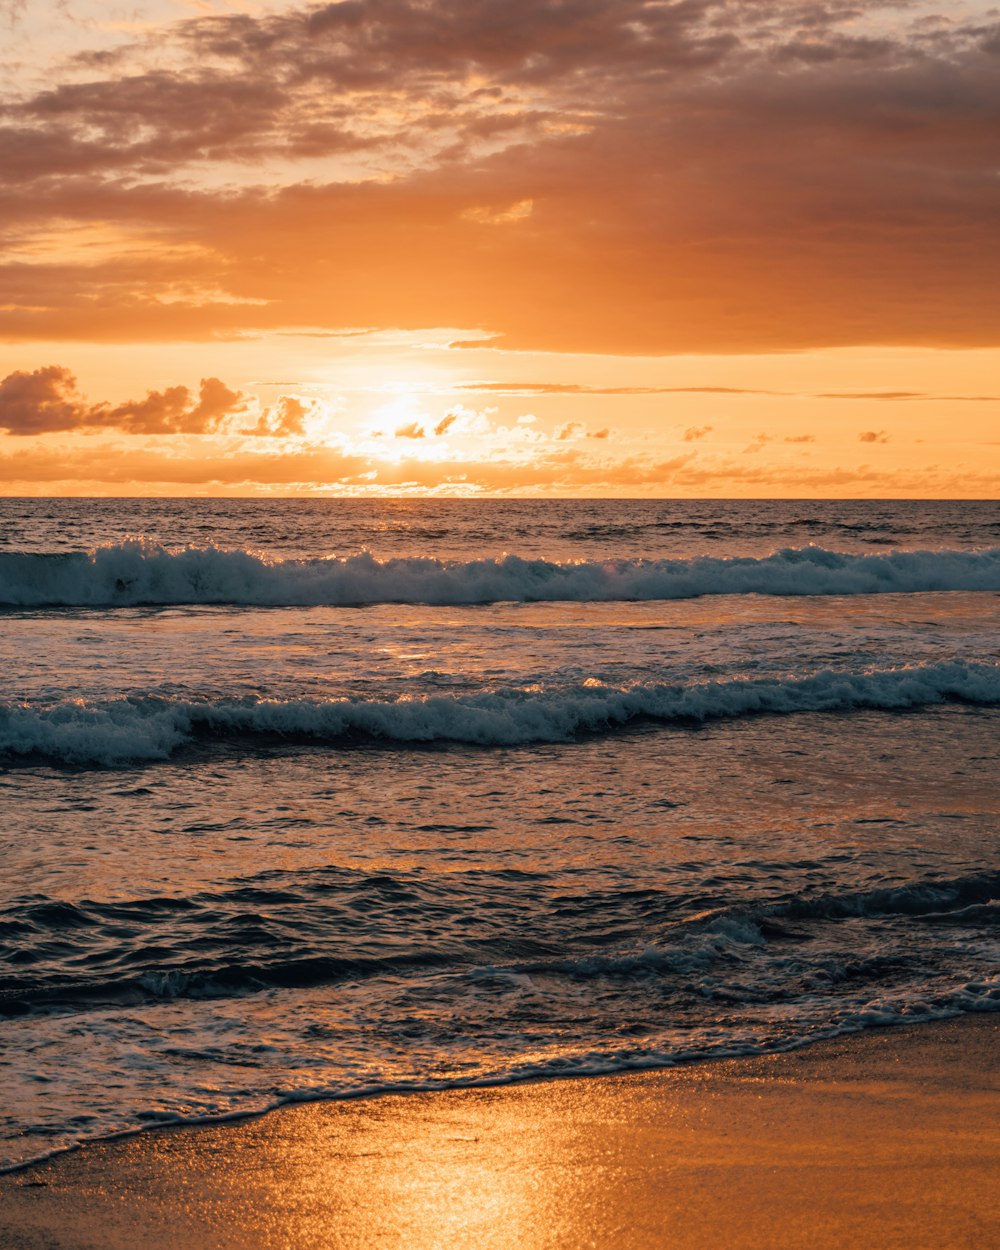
(1, 498, 997, 1170)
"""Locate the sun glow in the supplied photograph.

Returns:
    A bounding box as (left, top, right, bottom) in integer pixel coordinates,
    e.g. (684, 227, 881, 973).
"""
(1, 0, 998, 496)
(366, 392, 430, 441)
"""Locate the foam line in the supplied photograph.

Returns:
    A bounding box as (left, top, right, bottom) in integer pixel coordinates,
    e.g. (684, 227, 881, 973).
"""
(1, 661, 997, 765)
(2, 542, 999, 607)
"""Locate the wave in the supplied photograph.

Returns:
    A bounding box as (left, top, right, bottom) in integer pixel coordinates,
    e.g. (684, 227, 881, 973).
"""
(2, 541, 1000, 607)
(1, 660, 997, 766)
(0, 950, 455, 1018)
(4, 867, 995, 1019)
(6, 975, 999, 1178)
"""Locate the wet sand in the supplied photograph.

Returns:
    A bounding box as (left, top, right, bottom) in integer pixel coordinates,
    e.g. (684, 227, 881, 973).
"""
(1, 1015, 997, 1250)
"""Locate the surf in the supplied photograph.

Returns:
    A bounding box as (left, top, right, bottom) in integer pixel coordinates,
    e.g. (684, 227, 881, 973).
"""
(3, 541, 1000, 607)
(2, 660, 997, 766)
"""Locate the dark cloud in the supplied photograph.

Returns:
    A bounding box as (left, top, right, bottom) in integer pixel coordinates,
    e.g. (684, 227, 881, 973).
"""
(858, 429, 889, 443)
(772, 34, 893, 64)
(106, 376, 248, 435)
(1, 0, 736, 182)
(0, 366, 248, 434)
(1, 2, 999, 352)
(980, 24, 1000, 56)
(0, 365, 86, 435)
(17, 72, 292, 172)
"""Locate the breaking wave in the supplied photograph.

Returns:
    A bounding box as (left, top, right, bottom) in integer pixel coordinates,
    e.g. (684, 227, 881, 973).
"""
(2, 541, 1000, 607)
(2, 660, 997, 766)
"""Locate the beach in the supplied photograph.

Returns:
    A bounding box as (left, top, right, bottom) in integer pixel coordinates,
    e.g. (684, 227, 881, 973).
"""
(2, 1014, 997, 1250)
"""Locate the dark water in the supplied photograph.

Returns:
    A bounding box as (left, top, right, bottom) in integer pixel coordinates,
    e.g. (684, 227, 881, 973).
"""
(1, 498, 997, 1171)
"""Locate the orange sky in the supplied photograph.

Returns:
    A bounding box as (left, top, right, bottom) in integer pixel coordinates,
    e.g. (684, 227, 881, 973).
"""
(1, 0, 998, 496)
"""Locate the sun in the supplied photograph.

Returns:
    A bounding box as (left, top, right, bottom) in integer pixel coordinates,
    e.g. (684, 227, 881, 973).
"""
(366, 391, 427, 440)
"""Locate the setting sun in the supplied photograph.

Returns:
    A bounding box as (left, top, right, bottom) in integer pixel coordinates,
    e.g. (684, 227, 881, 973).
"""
(1, 0, 998, 496)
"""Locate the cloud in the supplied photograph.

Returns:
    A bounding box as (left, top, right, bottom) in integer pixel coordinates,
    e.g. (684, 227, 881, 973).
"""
(0, 443, 371, 489)
(106, 376, 248, 435)
(820, 391, 924, 401)
(247, 395, 313, 438)
(461, 199, 534, 225)
(461, 381, 1000, 404)
(744, 432, 774, 453)
(1, 436, 995, 498)
(859, 429, 889, 443)
(434, 413, 458, 436)
(818, 391, 1000, 402)
(683, 425, 713, 441)
(1, 1, 999, 352)
(746, 430, 816, 450)
(0, 1, 28, 26)
(0, 365, 249, 435)
(552, 419, 619, 440)
(0, 365, 87, 435)
(2, 1, 735, 183)
(458, 383, 778, 397)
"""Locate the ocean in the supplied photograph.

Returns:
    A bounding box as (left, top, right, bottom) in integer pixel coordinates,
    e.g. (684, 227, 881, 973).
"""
(1, 497, 998, 1172)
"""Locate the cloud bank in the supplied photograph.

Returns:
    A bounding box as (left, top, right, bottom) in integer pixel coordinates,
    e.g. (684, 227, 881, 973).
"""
(0, 0, 998, 353)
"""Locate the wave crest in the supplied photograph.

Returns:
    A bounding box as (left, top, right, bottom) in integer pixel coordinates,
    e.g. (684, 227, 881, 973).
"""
(1, 661, 997, 766)
(2, 541, 1000, 607)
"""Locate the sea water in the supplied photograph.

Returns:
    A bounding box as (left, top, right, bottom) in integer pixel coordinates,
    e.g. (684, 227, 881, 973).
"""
(0, 498, 997, 1170)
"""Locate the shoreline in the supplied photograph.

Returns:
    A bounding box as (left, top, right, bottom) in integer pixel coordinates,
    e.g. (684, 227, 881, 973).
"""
(1, 1005, 993, 1180)
(1, 1012, 996, 1249)
(0, 1004, 995, 1180)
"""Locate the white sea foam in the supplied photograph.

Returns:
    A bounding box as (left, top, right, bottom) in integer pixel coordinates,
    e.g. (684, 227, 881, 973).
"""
(2, 974, 997, 1175)
(2, 660, 997, 765)
(2, 541, 1000, 607)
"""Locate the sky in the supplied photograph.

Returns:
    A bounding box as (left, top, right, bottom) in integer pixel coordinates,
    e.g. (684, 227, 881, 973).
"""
(1, 0, 998, 496)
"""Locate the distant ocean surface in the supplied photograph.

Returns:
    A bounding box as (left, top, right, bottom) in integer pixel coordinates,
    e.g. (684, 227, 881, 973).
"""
(1, 498, 998, 1171)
